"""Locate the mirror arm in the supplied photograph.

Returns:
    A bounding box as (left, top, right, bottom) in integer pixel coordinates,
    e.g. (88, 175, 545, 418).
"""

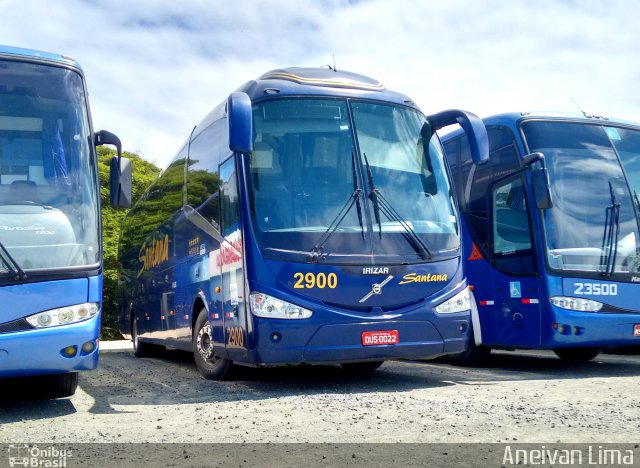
(95, 130, 123, 173)
(427, 109, 489, 165)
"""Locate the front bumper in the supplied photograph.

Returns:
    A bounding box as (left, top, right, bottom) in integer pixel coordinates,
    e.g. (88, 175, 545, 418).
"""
(0, 314, 100, 378)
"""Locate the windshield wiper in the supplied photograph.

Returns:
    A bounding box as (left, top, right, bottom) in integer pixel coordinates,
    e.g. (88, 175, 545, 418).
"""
(307, 151, 365, 263)
(600, 181, 621, 277)
(352, 151, 365, 240)
(362, 153, 432, 260)
(0, 238, 27, 281)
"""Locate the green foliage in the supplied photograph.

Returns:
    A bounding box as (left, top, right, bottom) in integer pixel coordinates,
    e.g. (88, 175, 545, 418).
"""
(98, 147, 160, 339)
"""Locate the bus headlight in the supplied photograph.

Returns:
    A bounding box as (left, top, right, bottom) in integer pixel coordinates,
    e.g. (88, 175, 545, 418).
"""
(435, 288, 471, 314)
(250, 292, 312, 319)
(26, 303, 99, 328)
(550, 296, 603, 312)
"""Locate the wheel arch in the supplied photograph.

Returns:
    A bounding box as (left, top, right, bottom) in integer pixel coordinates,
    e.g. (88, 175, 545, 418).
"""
(191, 291, 209, 334)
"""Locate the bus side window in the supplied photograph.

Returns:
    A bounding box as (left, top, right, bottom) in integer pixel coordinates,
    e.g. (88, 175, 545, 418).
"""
(220, 157, 240, 236)
(491, 176, 532, 249)
(187, 119, 225, 229)
(465, 126, 521, 255)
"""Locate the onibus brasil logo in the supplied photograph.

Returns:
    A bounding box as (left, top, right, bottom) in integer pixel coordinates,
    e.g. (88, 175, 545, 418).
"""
(7, 445, 72, 467)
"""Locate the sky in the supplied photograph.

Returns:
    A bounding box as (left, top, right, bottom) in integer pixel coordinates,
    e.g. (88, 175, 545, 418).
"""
(1, 0, 639, 168)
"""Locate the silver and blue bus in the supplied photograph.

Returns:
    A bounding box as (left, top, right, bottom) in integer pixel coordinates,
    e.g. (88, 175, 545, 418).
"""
(0, 45, 130, 396)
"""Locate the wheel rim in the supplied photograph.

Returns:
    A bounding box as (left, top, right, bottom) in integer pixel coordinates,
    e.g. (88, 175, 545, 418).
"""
(196, 322, 220, 364)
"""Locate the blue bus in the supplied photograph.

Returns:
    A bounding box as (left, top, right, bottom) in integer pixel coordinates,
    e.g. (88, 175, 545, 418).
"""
(118, 67, 488, 379)
(442, 112, 640, 364)
(0, 45, 131, 396)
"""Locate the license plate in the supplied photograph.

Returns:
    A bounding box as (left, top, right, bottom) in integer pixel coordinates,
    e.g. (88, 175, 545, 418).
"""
(634, 324, 640, 337)
(362, 330, 399, 346)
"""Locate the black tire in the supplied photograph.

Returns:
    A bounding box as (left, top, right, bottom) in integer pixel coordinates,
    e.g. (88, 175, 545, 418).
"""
(47, 372, 78, 398)
(193, 310, 232, 380)
(448, 338, 491, 367)
(132, 317, 159, 358)
(340, 361, 384, 374)
(554, 347, 600, 362)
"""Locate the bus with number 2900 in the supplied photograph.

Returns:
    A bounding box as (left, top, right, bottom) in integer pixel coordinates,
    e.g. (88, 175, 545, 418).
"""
(118, 67, 488, 379)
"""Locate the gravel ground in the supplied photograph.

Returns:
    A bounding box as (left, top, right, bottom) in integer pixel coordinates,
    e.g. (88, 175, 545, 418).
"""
(1, 349, 639, 445)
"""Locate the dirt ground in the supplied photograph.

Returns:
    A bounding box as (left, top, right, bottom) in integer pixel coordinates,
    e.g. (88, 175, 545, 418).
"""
(1, 349, 639, 446)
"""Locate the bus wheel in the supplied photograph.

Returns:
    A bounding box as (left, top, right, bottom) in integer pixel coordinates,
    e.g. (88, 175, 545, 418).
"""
(554, 347, 600, 362)
(132, 317, 158, 358)
(340, 361, 384, 374)
(48, 372, 78, 398)
(193, 311, 232, 380)
(448, 339, 491, 367)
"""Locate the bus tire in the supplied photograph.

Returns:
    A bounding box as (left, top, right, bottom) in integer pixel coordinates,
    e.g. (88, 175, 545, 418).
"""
(48, 372, 78, 398)
(554, 347, 600, 362)
(193, 310, 232, 380)
(132, 317, 158, 358)
(340, 361, 384, 373)
(448, 339, 491, 367)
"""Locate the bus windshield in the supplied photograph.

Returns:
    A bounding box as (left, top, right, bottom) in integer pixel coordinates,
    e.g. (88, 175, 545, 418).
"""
(522, 121, 640, 276)
(248, 98, 459, 264)
(0, 59, 100, 278)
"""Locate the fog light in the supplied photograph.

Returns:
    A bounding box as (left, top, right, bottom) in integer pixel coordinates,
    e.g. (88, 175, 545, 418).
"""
(61, 345, 77, 358)
(270, 332, 282, 343)
(81, 340, 96, 354)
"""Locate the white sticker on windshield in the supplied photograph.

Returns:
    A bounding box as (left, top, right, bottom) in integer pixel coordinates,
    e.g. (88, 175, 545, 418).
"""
(340, 125, 349, 131)
(605, 127, 621, 141)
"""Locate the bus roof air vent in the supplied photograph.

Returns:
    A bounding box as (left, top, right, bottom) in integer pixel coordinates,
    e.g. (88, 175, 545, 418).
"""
(258, 67, 385, 91)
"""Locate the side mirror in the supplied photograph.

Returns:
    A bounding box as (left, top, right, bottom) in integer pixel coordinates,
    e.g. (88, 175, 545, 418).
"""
(227, 92, 253, 154)
(110, 156, 132, 208)
(531, 167, 553, 209)
(95, 129, 132, 208)
(428, 109, 489, 165)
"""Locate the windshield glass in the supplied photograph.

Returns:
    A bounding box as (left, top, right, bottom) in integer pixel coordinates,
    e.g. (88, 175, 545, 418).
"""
(247, 98, 459, 264)
(352, 101, 459, 259)
(522, 121, 640, 276)
(0, 59, 99, 276)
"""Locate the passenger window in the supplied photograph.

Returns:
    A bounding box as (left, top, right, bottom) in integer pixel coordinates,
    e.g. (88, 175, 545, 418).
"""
(489, 175, 535, 274)
(464, 126, 521, 254)
(220, 157, 240, 236)
(187, 119, 225, 227)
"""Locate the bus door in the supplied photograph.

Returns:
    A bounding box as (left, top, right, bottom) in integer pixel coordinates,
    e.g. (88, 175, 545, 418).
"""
(219, 157, 248, 360)
(486, 174, 541, 348)
(161, 289, 176, 339)
(150, 266, 176, 341)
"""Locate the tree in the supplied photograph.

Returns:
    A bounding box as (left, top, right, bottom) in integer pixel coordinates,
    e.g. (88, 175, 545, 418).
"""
(97, 147, 160, 339)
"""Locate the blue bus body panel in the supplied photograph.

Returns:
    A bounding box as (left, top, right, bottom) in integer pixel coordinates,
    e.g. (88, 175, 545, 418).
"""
(462, 229, 542, 349)
(237, 202, 470, 365)
(0, 278, 89, 323)
(537, 276, 640, 348)
(0, 278, 100, 378)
